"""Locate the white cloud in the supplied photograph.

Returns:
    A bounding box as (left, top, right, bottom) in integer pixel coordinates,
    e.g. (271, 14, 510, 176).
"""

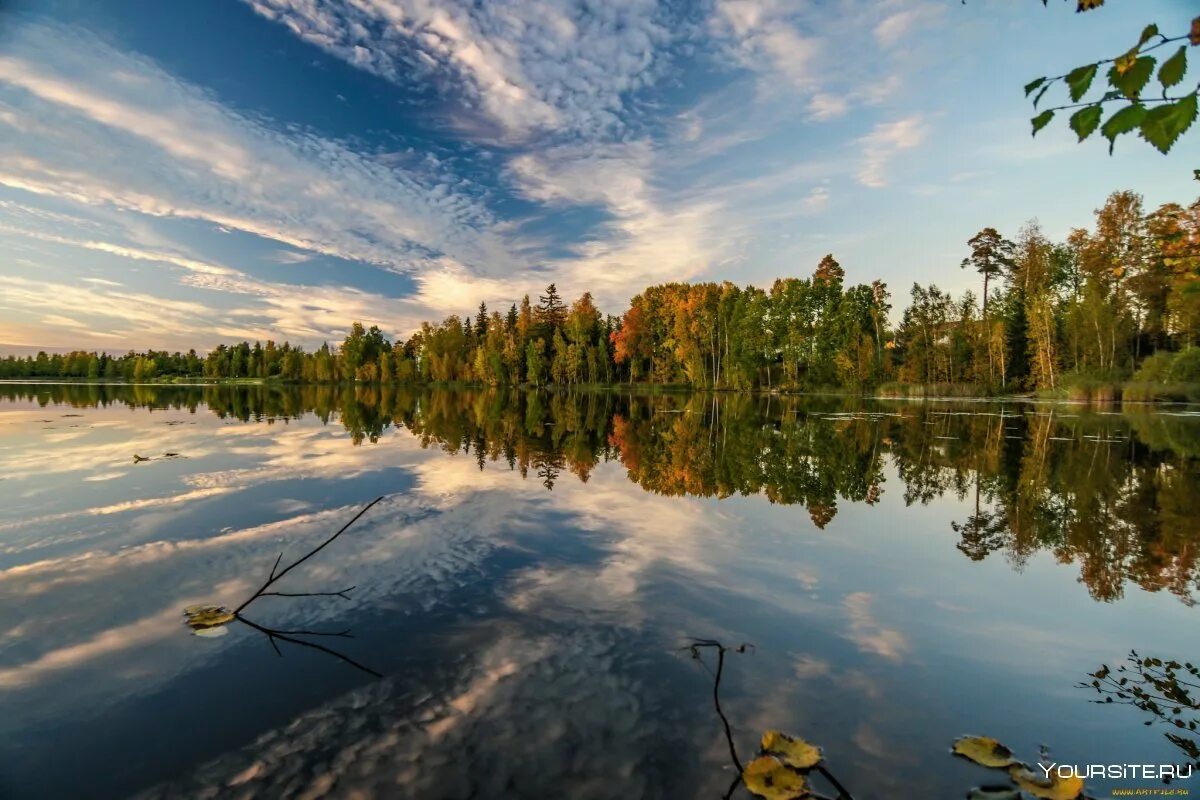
(808, 93, 850, 121)
(857, 114, 928, 188)
(802, 185, 830, 212)
(0, 23, 512, 278)
(874, 6, 943, 49)
(711, 0, 820, 89)
(243, 0, 671, 141)
(503, 141, 722, 308)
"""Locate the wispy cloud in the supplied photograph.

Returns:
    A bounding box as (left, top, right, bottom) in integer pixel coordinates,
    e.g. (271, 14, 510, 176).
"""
(857, 115, 928, 188)
(0, 23, 511, 277)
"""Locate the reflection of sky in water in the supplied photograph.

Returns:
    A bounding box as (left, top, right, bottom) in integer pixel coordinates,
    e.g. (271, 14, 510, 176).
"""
(0, 394, 1195, 798)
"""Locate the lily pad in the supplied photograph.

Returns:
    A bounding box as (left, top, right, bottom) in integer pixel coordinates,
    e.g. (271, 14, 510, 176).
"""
(743, 756, 808, 800)
(952, 735, 1018, 768)
(183, 604, 234, 632)
(1009, 766, 1084, 800)
(761, 730, 822, 769)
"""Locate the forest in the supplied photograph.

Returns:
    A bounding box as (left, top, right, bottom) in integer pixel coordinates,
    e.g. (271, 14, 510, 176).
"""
(3, 190, 1199, 400)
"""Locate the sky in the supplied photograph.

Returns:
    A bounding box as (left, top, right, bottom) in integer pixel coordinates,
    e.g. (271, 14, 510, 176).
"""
(0, 0, 1195, 353)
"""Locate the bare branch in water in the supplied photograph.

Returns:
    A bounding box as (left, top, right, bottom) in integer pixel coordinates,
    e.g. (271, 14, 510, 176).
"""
(237, 615, 382, 678)
(226, 497, 387, 678)
(235, 497, 385, 614)
(685, 637, 855, 800)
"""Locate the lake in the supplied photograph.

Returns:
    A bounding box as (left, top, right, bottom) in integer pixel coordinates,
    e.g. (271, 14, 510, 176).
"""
(0, 383, 1197, 799)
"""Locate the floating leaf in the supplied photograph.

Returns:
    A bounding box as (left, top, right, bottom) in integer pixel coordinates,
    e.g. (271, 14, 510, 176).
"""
(1140, 93, 1198, 154)
(184, 604, 235, 631)
(1101, 103, 1146, 153)
(1065, 64, 1097, 102)
(761, 731, 822, 769)
(952, 736, 1018, 768)
(1069, 105, 1103, 141)
(743, 756, 808, 800)
(1158, 46, 1187, 90)
(1009, 766, 1085, 800)
(1031, 110, 1055, 136)
(1108, 56, 1155, 99)
(1075, 0, 1103, 11)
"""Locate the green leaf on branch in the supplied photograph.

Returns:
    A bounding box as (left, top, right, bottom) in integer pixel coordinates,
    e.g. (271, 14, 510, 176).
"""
(1065, 64, 1097, 102)
(1025, 77, 1047, 97)
(1034, 82, 1052, 108)
(1109, 56, 1156, 100)
(1031, 110, 1055, 136)
(1139, 93, 1198, 154)
(1137, 24, 1160, 48)
(1069, 105, 1103, 141)
(1159, 47, 1187, 90)
(1101, 103, 1146, 153)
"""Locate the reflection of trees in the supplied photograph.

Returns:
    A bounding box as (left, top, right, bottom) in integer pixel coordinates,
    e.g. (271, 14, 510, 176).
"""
(5, 383, 1199, 605)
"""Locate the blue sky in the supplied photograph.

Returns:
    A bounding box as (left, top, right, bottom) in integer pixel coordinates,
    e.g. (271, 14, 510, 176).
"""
(0, 0, 1195, 351)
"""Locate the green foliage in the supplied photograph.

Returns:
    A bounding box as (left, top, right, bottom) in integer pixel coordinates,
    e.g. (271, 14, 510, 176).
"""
(1132, 350, 1176, 383)
(1140, 93, 1198, 154)
(1108, 55, 1155, 100)
(1031, 109, 1054, 135)
(1160, 45, 1188, 89)
(1100, 103, 1146, 153)
(1021, 10, 1199, 158)
(1068, 105, 1102, 141)
(1065, 63, 1097, 101)
(1169, 347, 1200, 383)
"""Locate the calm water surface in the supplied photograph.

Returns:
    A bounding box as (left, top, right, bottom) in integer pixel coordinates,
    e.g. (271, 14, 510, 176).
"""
(1, 383, 1197, 799)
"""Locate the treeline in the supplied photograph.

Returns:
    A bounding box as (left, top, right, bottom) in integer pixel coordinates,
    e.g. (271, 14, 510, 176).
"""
(3, 190, 1197, 395)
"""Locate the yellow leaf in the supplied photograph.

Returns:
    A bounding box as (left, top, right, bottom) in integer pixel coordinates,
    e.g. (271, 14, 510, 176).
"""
(743, 756, 808, 800)
(761, 731, 822, 769)
(1114, 52, 1137, 75)
(184, 604, 235, 631)
(1010, 766, 1085, 800)
(952, 736, 1018, 768)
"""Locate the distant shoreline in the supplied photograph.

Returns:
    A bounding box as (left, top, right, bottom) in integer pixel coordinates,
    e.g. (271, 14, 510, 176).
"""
(3, 377, 1198, 408)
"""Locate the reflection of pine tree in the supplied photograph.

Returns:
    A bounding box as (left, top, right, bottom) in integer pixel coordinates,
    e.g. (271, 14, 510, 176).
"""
(534, 456, 563, 490)
(475, 433, 487, 471)
(951, 474, 1009, 561)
